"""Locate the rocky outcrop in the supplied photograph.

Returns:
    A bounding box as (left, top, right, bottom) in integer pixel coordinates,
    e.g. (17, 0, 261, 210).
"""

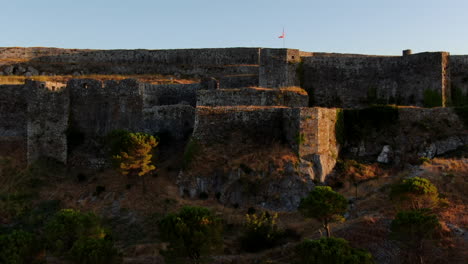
(176, 105, 340, 210)
(177, 161, 315, 211)
(344, 107, 468, 163)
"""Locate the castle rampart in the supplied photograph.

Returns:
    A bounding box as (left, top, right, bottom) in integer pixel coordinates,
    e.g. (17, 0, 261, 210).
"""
(301, 52, 450, 108)
(449, 55, 468, 104)
(196, 87, 308, 107)
(0, 84, 28, 162)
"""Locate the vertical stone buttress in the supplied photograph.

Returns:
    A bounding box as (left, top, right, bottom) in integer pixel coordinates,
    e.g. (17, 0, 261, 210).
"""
(283, 107, 340, 182)
(27, 80, 69, 164)
(441, 52, 451, 107)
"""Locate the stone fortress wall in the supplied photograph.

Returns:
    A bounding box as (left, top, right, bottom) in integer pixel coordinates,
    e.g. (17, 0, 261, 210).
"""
(1, 47, 468, 183)
(1, 47, 467, 106)
(302, 52, 451, 108)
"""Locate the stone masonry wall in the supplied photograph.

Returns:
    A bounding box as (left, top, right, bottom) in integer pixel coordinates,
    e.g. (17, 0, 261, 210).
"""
(259, 49, 301, 88)
(302, 52, 450, 108)
(0, 85, 28, 162)
(192, 106, 286, 145)
(218, 74, 259, 89)
(283, 108, 340, 181)
(26, 81, 69, 164)
(449, 55, 468, 105)
(68, 79, 144, 137)
(192, 106, 339, 182)
(0, 47, 261, 79)
(196, 87, 308, 107)
(142, 105, 195, 140)
(0, 78, 200, 165)
(142, 83, 201, 107)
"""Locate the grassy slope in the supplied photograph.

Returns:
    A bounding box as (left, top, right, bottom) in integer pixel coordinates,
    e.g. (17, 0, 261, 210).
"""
(1, 144, 467, 263)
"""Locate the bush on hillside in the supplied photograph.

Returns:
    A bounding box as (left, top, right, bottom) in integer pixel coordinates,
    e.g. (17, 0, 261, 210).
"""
(390, 177, 442, 209)
(70, 237, 120, 264)
(0, 230, 38, 264)
(298, 186, 348, 237)
(390, 209, 441, 246)
(295, 237, 374, 264)
(240, 211, 285, 252)
(159, 206, 223, 264)
(45, 209, 106, 255)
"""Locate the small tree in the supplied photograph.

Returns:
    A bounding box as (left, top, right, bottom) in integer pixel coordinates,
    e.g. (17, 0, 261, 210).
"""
(240, 211, 283, 252)
(70, 237, 119, 264)
(391, 209, 441, 263)
(159, 206, 222, 264)
(391, 209, 441, 244)
(298, 186, 348, 238)
(295, 237, 374, 264)
(45, 209, 103, 254)
(390, 177, 441, 209)
(44, 208, 119, 263)
(0, 230, 37, 264)
(112, 132, 158, 177)
(107, 130, 158, 192)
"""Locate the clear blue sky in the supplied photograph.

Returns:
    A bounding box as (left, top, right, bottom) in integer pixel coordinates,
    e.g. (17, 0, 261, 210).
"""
(2, 0, 468, 55)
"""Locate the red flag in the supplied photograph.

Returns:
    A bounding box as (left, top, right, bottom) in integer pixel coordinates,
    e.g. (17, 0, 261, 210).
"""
(278, 29, 285, 38)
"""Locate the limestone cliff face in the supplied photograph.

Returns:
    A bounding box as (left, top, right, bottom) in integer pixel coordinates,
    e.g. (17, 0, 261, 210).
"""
(342, 107, 468, 163)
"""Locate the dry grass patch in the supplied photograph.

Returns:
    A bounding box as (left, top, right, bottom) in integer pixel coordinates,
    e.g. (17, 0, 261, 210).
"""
(187, 139, 298, 177)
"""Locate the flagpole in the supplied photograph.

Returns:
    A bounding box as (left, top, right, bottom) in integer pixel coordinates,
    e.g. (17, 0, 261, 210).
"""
(283, 28, 285, 48)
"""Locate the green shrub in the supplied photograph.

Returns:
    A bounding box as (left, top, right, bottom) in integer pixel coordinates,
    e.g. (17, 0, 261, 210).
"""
(17, 199, 61, 232)
(0, 193, 35, 222)
(390, 177, 441, 209)
(298, 186, 348, 238)
(295, 237, 374, 264)
(45, 209, 105, 255)
(105, 130, 133, 157)
(240, 211, 285, 252)
(159, 206, 222, 264)
(391, 209, 441, 246)
(0, 230, 37, 264)
(70, 237, 120, 264)
(0, 157, 57, 221)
